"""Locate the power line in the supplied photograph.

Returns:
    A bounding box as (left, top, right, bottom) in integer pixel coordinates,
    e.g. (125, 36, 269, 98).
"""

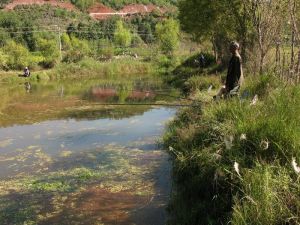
(0, 29, 157, 37)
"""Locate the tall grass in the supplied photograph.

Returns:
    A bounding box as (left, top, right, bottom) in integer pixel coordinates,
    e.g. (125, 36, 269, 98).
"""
(164, 75, 300, 224)
(0, 57, 155, 83)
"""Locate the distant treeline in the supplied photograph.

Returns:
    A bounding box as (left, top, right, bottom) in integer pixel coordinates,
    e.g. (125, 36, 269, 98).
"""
(0, 5, 179, 70)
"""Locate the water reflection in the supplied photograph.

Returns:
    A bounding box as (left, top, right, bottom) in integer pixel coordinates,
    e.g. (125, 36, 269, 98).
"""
(0, 78, 178, 225)
(0, 79, 179, 127)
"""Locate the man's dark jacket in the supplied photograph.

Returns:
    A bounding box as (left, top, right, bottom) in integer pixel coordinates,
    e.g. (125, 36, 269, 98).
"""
(226, 54, 242, 91)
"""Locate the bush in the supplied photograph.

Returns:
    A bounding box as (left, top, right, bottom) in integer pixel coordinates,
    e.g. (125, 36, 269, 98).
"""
(61, 33, 72, 51)
(93, 39, 114, 59)
(2, 40, 30, 70)
(0, 50, 8, 70)
(63, 37, 91, 63)
(155, 19, 180, 55)
(36, 38, 60, 68)
(114, 20, 132, 48)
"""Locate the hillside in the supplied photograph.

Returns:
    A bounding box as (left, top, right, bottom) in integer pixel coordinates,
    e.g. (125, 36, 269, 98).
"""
(2, 0, 176, 20)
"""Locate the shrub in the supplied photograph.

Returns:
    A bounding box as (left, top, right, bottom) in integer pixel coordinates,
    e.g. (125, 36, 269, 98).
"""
(36, 38, 60, 68)
(2, 40, 30, 70)
(0, 50, 8, 70)
(155, 19, 180, 55)
(63, 37, 90, 63)
(61, 33, 72, 51)
(94, 39, 114, 59)
(114, 20, 132, 48)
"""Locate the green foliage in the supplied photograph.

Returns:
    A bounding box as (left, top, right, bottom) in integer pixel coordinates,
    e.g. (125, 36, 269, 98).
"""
(93, 39, 115, 59)
(155, 19, 179, 55)
(185, 75, 220, 92)
(99, 0, 176, 10)
(2, 41, 30, 70)
(71, 0, 95, 11)
(36, 38, 60, 68)
(0, 50, 8, 70)
(178, 0, 253, 60)
(231, 164, 299, 225)
(130, 14, 159, 43)
(63, 36, 91, 63)
(61, 33, 72, 51)
(114, 20, 132, 47)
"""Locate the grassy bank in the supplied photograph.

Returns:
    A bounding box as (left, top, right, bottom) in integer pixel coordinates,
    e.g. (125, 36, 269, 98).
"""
(0, 57, 155, 83)
(164, 64, 300, 224)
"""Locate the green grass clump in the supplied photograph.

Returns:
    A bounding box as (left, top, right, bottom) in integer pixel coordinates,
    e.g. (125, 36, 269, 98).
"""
(185, 75, 221, 92)
(164, 75, 300, 224)
(231, 163, 300, 225)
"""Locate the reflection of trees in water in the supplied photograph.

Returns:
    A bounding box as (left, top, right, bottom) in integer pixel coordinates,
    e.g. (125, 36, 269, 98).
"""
(86, 87, 156, 103)
(0, 79, 178, 127)
(67, 105, 151, 120)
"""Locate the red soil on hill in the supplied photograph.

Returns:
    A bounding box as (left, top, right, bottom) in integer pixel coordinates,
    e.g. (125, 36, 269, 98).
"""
(88, 3, 167, 20)
(4, 0, 76, 11)
(3, 1, 172, 20)
(88, 3, 115, 20)
(119, 4, 165, 15)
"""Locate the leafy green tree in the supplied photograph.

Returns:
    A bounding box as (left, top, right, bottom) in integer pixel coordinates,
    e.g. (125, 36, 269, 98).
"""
(63, 36, 91, 62)
(155, 19, 180, 55)
(2, 40, 30, 70)
(0, 12, 23, 43)
(114, 20, 132, 47)
(178, 0, 252, 60)
(36, 38, 60, 68)
(22, 20, 37, 51)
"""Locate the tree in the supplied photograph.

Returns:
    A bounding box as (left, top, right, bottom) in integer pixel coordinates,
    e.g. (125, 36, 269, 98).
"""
(114, 20, 132, 47)
(155, 19, 180, 56)
(242, 0, 288, 74)
(2, 41, 30, 70)
(36, 38, 60, 68)
(178, 0, 252, 61)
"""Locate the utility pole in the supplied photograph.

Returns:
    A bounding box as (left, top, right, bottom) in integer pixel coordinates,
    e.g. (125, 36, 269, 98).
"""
(55, 25, 62, 61)
(58, 26, 62, 61)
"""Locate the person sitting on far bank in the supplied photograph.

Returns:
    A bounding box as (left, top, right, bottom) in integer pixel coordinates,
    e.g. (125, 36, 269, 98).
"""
(214, 41, 244, 99)
(23, 67, 30, 77)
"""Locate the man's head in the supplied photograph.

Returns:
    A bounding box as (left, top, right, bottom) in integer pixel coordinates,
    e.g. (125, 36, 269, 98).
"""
(230, 41, 240, 54)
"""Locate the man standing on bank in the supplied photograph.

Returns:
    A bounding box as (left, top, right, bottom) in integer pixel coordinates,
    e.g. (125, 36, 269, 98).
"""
(214, 41, 244, 99)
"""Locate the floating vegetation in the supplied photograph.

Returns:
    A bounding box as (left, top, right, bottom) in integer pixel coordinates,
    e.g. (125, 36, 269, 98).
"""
(0, 141, 170, 224)
(0, 77, 176, 224)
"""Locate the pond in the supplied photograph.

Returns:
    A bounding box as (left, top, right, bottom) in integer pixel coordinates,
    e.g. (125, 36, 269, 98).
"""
(0, 76, 180, 225)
